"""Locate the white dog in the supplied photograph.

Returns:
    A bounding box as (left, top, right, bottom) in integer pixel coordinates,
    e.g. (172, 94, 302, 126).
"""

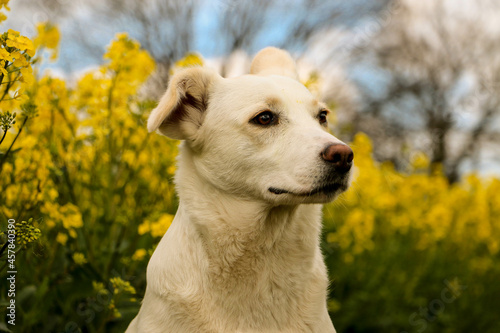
(126, 47, 353, 333)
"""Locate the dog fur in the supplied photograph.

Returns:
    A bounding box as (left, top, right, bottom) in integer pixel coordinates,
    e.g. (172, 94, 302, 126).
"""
(126, 47, 352, 333)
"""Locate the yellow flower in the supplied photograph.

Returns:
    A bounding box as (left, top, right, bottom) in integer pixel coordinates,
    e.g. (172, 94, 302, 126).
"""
(122, 150, 136, 165)
(56, 233, 68, 245)
(0, 47, 12, 61)
(411, 152, 430, 170)
(92, 281, 106, 294)
(110, 277, 136, 295)
(45, 219, 56, 229)
(103, 32, 155, 87)
(167, 164, 176, 175)
(2, 162, 12, 174)
(150, 216, 171, 237)
(61, 203, 83, 229)
(0, 0, 10, 20)
(132, 249, 147, 261)
(34, 22, 60, 61)
(6, 30, 35, 55)
(68, 229, 78, 238)
(138, 214, 173, 237)
(5, 185, 17, 205)
(173, 52, 203, 69)
(35, 22, 60, 49)
(138, 221, 150, 235)
(0, 60, 8, 75)
(72, 252, 88, 265)
(151, 214, 174, 237)
(47, 188, 58, 201)
(351, 132, 373, 156)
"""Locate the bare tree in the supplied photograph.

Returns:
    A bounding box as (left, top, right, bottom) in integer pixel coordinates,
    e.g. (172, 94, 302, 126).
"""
(25, 0, 390, 86)
(346, 0, 500, 181)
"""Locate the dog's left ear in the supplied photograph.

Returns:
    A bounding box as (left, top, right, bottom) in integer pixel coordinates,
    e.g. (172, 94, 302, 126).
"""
(147, 67, 221, 140)
(250, 47, 299, 81)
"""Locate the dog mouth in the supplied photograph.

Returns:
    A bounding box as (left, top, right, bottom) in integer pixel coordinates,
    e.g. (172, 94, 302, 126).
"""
(268, 182, 347, 197)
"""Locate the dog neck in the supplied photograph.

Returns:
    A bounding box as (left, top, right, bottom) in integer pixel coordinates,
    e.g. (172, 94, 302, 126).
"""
(174, 146, 324, 284)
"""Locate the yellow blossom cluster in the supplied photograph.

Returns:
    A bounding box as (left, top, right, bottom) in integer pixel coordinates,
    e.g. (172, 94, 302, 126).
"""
(131, 248, 147, 261)
(34, 22, 60, 61)
(110, 276, 136, 295)
(170, 52, 203, 75)
(0, 29, 35, 108)
(72, 252, 88, 265)
(92, 281, 107, 294)
(0, 0, 9, 23)
(323, 133, 500, 331)
(92, 278, 135, 320)
(138, 213, 174, 238)
(0, 25, 181, 329)
(326, 133, 500, 260)
(12, 218, 41, 246)
(102, 33, 156, 98)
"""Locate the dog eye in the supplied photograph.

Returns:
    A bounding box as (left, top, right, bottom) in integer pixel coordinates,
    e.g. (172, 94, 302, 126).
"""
(252, 111, 277, 126)
(318, 110, 328, 125)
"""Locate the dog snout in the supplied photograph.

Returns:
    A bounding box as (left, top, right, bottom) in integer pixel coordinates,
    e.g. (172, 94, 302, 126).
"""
(321, 143, 354, 173)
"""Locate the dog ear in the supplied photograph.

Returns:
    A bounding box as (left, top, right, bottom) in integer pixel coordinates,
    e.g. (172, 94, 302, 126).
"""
(250, 47, 299, 81)
(147, 67, 220, 140)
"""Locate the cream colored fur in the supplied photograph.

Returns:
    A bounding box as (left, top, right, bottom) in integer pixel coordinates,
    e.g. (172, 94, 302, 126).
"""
(127, 47, 350, 333)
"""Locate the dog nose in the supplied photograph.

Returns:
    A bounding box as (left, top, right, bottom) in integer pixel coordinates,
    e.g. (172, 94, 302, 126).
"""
(321, 144, 354, 173)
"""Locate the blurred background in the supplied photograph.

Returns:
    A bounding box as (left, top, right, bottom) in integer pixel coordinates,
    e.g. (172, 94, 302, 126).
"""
(0, 0, 499, 332)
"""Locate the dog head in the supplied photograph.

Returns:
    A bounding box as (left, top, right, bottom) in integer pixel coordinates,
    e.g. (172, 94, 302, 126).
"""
(148, 47, 353, 205)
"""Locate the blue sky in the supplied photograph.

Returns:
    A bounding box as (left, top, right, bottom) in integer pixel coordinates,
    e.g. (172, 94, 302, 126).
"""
(4, 0, 385, 73)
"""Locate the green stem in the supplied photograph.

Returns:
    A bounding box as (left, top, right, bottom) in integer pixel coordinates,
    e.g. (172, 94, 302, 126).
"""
(105, 223, 126, 280)
(0, 130, 7, 146)
(0, 241, 8, 258)
(0, 115, 28, 173)
(56, 105, 75, 136)
(0, 78, 21, 85)
(107, 70, 120, 156)
(0, 61, 9, 86)
(0, 260, 8, 272)
(0, 72, 19, 102)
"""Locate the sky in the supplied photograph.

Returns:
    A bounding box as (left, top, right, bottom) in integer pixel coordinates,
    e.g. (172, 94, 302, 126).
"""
(4, 0, 388, 73)
(3, 0, 499, 176)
